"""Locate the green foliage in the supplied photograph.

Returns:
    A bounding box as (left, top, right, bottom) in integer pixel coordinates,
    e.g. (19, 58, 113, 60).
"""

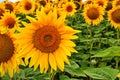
(84, 67, 119, 80)
(93, 46, 120, 57)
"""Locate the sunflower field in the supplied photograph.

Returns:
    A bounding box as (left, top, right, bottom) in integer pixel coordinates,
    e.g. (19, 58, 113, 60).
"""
(0, 0, 120, 80)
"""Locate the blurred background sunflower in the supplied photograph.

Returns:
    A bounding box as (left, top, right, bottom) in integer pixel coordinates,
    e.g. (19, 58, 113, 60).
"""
(0, 12, 19, 31)
(82, 3, 104, 25)
(108, 7, 120, 29)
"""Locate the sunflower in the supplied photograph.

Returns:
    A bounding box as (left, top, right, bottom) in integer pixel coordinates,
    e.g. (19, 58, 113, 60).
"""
(74, 1, 81, 12)
(2, 1, 15, 12)
(105, 1, 113, 11)
(0, 12, 19, 31)
(84, 0, 94, 5)
(94, 0, 108, 9)
(19, 0, 35, 14)
(0, 27, 20, 78)
(39, 0, 47, 7)
(15, 9, 79, 73)
(108, 7, 120, 29)
(82, 4, 104, 25)
(113, 0, 120, 8)
(0, 5, 5, 19)
(62, 1, 76, 16)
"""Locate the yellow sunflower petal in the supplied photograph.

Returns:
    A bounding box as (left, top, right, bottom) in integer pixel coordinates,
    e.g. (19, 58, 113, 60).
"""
(34, 51, 42, 71)
(53, 51, 64, 71)
(49, 53, 57, 71)
(58, 48, 70, 65)
(61, 34, 78, 39)
(59, 45, 71, 56)
(61, 40, 76, 47)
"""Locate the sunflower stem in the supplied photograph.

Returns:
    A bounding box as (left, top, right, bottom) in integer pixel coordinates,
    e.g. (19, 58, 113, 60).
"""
(49, 71, 57, 80)
(86, 25, 89, 50)
(87, 25, 94, 80)
(87, 26, 94, 80)
(115, 58, 119, 69)
(117, 29, 120, 46)
(117, 29, 120, 39)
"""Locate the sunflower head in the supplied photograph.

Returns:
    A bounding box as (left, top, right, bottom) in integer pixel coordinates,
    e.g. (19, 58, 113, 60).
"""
(83, 4, 104, 25)
(108, 7, 120, 29)
(63, 2, 76, 16)
(94, 0, 108, 9)
(105, 1, 113, 11)
(0, 6, 5, 19)
(84, 0, 94, 5)
(0, 12, 19, 31)
(0, 27, 19, 78)
(15, 8, 79, 73)
(20, 0, 35, 14)
(74, 1, 81, 12)
(39, 0, 47, 7)
(2, 1, 15, 12)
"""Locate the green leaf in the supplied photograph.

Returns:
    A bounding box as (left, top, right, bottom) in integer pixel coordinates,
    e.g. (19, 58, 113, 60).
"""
(92, 46, 120, 57)
(60, 75, 71, 80)
(65, 60, 86, 77)
(84, 67, 119, 80)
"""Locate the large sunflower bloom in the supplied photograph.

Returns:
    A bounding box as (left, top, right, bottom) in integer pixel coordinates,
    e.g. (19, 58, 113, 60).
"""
(82, 4, 104, 25)
(15, 9, 79, 73)
(108, 7, 120, 29)
(0, 27, 20, 78)
(0, 12, 19, 31)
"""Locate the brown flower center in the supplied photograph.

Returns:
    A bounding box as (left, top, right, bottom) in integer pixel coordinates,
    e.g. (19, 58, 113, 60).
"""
(97, 1, 104, 7)
(0, 8, 5, 19)
(24, 1, 32, 10)
(5, 17, 16, 29)
(105, 2, 112, 11)
(0, 34, 14, 63)
(5, 3, 14, 12)
(87, 7, 99, 20)
(39, 0, 46, 7)
(66, 5, 73, 12)
(111, 8, 120, 23)
(33, 26, 61, 53)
